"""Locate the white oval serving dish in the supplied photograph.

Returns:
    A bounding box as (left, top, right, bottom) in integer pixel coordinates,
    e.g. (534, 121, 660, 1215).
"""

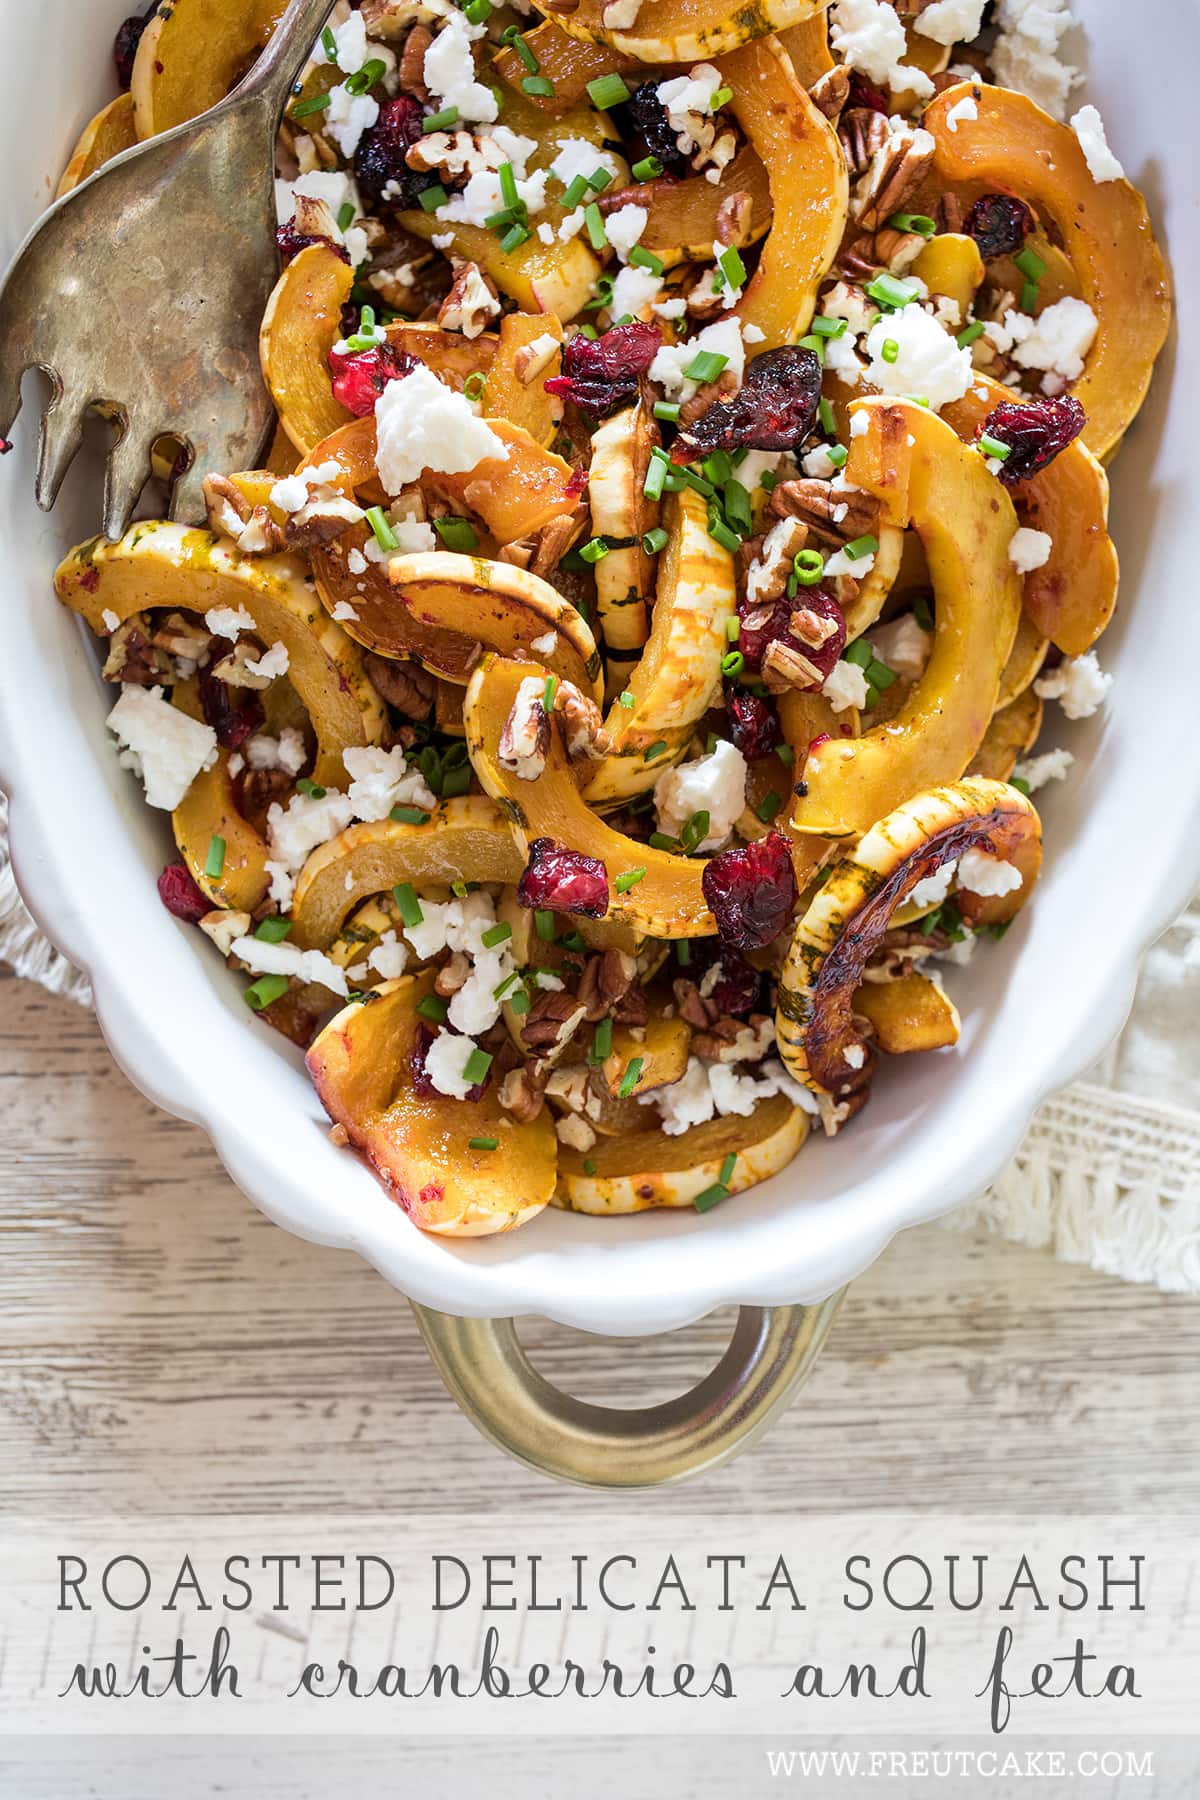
(0, 0, 1193, 1340)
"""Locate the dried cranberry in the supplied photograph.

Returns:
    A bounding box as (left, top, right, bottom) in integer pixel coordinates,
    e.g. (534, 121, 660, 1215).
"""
(673, 348, 823, 462)
(846, 74, 890, 114)
(621, 83, 692, 177)
(517, 838, 610, 918)
(411, 1025, 488, 1101)
(275, 220, 350, 266)
(978, 394, 1086, 485)
(354, 96, 436, 210)
(725, 686, 779, 760)
(157, 863, 211, 924)
(738, 585, 845, 680)
(114, 1, 156, 90)
(545, 322, 662, 419)
(683, 941, 764, 1016)
(198, 647, 265, 750)
(702, 831, 798, 953)
(329, 341, 418, 417)
(964, 193, 1035, 260)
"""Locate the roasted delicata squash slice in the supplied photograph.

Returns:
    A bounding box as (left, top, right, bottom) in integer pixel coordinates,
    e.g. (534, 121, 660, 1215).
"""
(466, 655, 715, 938)
(600, 1005, 691, 1101)
(291, 798, 524, 951)
(968, 688, 1043, 782)
(172, 683, 271, 913)
(620, 144, 773, 270)
(996, 612, 1049, 709)
(493, 19, 636, 113)
(55, 523, 386, 789)
(259, 242, 356, 458)
(542, 0, 830, 62)
(387, 323, 498, 393)
(778, 12, 834, 86)
(792, 398, 1022, 840)
(586, 403, 658, 693)
(584, 487, 736, 807)
(778, 779, 1042, 1103)
(942, 373, 1119, 657)
(386, 552, 603, 699)
(483, 313, 564, 447)
(723, 35, 848, 350)
(307, 971, 556, 1237)
(554, 1096, 807, 1214)
(132, 0, 286, 139)
(925, 82, 1172, 460)
(56, 93, 137, 197)
(854, 975, 961, 1057)
(911, 234, 984, 324)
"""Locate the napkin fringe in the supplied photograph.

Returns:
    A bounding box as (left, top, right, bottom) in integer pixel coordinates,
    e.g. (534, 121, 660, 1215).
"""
(0, 795, 92, 1006)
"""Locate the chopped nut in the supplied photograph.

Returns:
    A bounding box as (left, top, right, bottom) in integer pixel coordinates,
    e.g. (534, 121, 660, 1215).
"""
(556, 1111, 597, 1153)
(363, 652, 436, 720)
(499, 1063, 547, 1123)
(674, 977, 717, 1029)
(853, 121, 936, 234)
(745, 516, 810, 604)
(236, 506, 288, 556)
(521, 992, 589, 1056)
(839, 107, 890, 179)
(328, 1122, 351, 1148)
(437, 261, 501, 340)
(714, 189, 755, 248)
(513, 334, 562, 386)
(770, 478, 880, 544)
(544, 1063, 591, 1112)
(789, 606, 839, 649)
(199, 909, 252, 957)
(692, 1014, 775, 1063)
(763, 639, 824, 693)
(399, 21, 432, 99)
(203, 472, 251, 534)
(873, 227, 926, 276)
(530, 509, 587, 580)
(284, 493, 366, 550)
(809, 65, 850, 123)
(497, 539, 535, 569)
(677, 369, 739, 426)
(498, 675, 549, 781)
(434, 951, 471, 997)
(553, 680, 610, 763)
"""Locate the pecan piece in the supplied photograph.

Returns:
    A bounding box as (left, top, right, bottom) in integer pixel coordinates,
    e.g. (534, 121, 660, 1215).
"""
(521, 992, 589, 1054)
(810, 65, 850, 123)
(839, 107, 890, 179)
(399, 22, 432, 100)
(763, 639, 824, 694)
(499, 1063, 547, 1123)
(770, 478, 880, 544)
(554, 680, 611, 763)
(437, 261, 500, 340)
(854, 121, 936, 234)
(363, 652, 436, 720)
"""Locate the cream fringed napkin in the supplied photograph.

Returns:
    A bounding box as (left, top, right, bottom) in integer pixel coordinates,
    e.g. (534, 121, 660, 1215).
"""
(3, 792, 1198, 1294)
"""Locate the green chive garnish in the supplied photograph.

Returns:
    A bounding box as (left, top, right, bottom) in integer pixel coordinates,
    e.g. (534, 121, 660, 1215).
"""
(244, 974, 289, 1011)
(583, 203, 607, 249)
(811, 315, 848, 339)
(292, 92, 331, 120)
(590, 1017, 613, 1063)
(845, 534, 879, 561)
(619, 689, 636, 707)
(501, 24, 539, 72)
(579, 537, 609, 563)
(543, 674, 558, 712)
(708, 514, 740, 555)
(481, 922, 512, 948)
(864, 272, 916, 310)
(586, 73, 632, 110)
(583, 1157, 598, 1175)
(255, 916, 293, 943)
(423, 106, 460, 133)
(653, 400, 681, 423)
(365, 506, 398, 552)
(416, 993, 449, 1023)
(469, 1137, 499, 1151)
(720, 649, 745, 676)
(642, 527, 669, 555)
(463, 1047, 493, 1085)
(711, 85, 732, 107)
(718, 1152, 737, 1186)
(677, 941, 692, 966)
(534, 909, 557, 941)
(694, 1182, 730, 1213)
(684, 349, 729, 384)
(321, 25, 339, 61)
(643, 453, 668, 501)
(881, 337, 900, 364)
(888, 212, 937, 237)
(337, 201, 356, 233)
(418, 185, 449, 213)
(522, 74, 556, 96)
(1010, 776, 1032, 797)
(618, 1057, 644, 1098)
(393, 883, 422, 926)
(390, 807, 431, 825)
(615, 867, 646, 893)
(793, 548, 825, 586)
(500, 222, 530, 252)
(913, 595, 935, 631)
(643, 740, 668, 762)
(205, 835, 226, 880)
(632, 155, 663, 181)
(680, 810, 710, 853)
(463, 371, 487, 403)
(509, 988, 531, 1015)
(957, 320, 986, 349)
(561, 172, 589, 210)
(296, 777, 326, 798)
(1014, 246, 1046, 284)
(756, 790, 783, 824)
(629, 245, 665, 275)
(979, 434, 1012, 461)
(434, 515, 479, 551)
(717, 245, 747, 289)
(649, 832, 679, 851)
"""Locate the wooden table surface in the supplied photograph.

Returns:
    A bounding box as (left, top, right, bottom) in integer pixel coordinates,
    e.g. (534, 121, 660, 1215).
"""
(4, 964, 1197, 1521)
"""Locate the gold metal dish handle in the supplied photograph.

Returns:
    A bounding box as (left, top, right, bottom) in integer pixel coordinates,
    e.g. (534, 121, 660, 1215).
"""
(410, 1294, 845, 1488)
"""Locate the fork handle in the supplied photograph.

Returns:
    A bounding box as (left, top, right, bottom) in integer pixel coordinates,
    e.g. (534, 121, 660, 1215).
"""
(235, 0, 343, 119)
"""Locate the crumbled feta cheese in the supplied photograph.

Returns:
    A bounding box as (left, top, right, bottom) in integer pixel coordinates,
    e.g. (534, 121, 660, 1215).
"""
(1034, 650, 1112, 720)
(269, 459, 344, 516)
(499, 675, 548, 781)
(645, 1054, 817, 1135)
(343, 745, 437, 822)
(850, 409, 870, 438)
(530, 630, 559, 656)
(1008, 527, 1053, 573)
(1070, 103, 1124, 183)
(821, 281, 880, 337)
(232, 934, 348, 997)
(991, 0, 1079, 121)
(609, 264, 664, 320)
(654, 739, 748, 851)
(822, 660, 870, 712)
(870, 612, 933, 681)
(825, 330, 866, 388)
(244, 641, 289, 683)
(437, 163, 549, 229)
(557, 208, 587, 242)
(537, 221, 555, 245)
(423, 10, 497, 124)
(944, 94, 978, 133)
(656, 64, 725, 160)
(823, 544, 875, 578)
(374, 363, 507, 492)
(604, 203, 648, 259)
(245, 727, 307, 776)
(332, 601, 360, 623)
(909, 860, 957, 911)
(864, 304, 973, 410)
(325, 83, 380, 159)
(205, 605, 256, 638)
(843, 1043, 867, 1071)
(101, 608, 121, 633)
(914, 0, 986, 45)
(957, 848, 1024, 897)
(367, 931, 409, 981)
(653, 295, 688, 321)
(1013, 746, 1074, 791)
(549, 137, 621, 190)
(802, 445, 841, 480)
(268, 788, 355, 878)
(312, 10, 369, 75)
(989, 296, 1098, 386)
(274, 170, 367, 265)
(650, 314, 745, 401)
(742, 322, 765, 344)
(424, 1030, 485, 1099)
(106, 685, 218, 811)
(829, 0, 935, 97)
(345, 547, 368, 577)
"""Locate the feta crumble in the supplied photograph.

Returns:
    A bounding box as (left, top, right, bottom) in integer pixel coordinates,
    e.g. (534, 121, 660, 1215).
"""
(423, 10, 497, 125)
(205, 605, 256, 638)
(325, 83, 380, 160)
(1008, 527, 1053, 573)
(424, 1030, 485, 1099)
(343, 746, 437, 822)
(944, 94, 978, 133)
(244, 641, 289, 683)
(245, 728, 307, 776)
(1034, 650, 1113, 720)
(609, 264, 664, 321)
(913, 0, 986, 45)
(956, 849, 1024, 898)
(909, 860, 956, 911)
(374, 363, 507, 492)
(864, 305, 974, 410)
(654, 740, 748, 852)
(231, 935, 349, 998)
(312, 11, 369, 75)
(869, 612, 933, 681)
(645, 1055, 818, 1135)
(829, 0, 935, 98)
(650, 315, 745, 401)
(822, 660, 870, 712)
(990, 0, 1079, 121)
(106, 686, 218, 811)
(1013, 747, 1075, 791)
(604, 203, 648, 259)
(986, 296, 1098, 386)
(1070, 104, 1125, 183)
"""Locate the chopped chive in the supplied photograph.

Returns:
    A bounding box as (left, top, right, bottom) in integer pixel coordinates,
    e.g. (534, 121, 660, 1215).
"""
(642, 527, 669, 555)
(864, 272, 916, 310)
(844, 638, 874, 669)
(441, 765, 471, 798)
(707, 516, 740, 555)
(501, 23, 540, 71)
(434, 515, 479, 551)
(912, 594, 935, 631)
(701, 449, 733, 487)
(583, 203, 607, 249)
(393, 883, 423, 926)
(725, 615, 741, 642)
(463, 371, 487, 403)
(562, 930, 587, 952)
(723, 478, 753, 537)
(509, 987, 531, 1015)
(904, 394, 931, 408)
(1020, 281, 1039, 313)
(643, 454, 668, 501)
(817, 396, 837, 436)
(678, 465, 714, 499)
(469, 1137, 499, 1151)
(522, 74, 556, 97)
(629, 245, 665, 275)
(534, 909, 557, 941)
(798, 334, 825, 362)
(418, 184, 449, 212)
(881, 337, 900, 364)
(321, 25, 339, 61)
(979, 433, 1012, 462)
(345, 60, 387, 96)
(390, 806, 431, 825)
(451, 880, 470, 899)
(653, 400, 681, 422)
(756, 789, 783, 823)
(583, 1157, 598, 1175)
(717, 244, 747, 290)
(632, 154, 664, 181)
(586, 73, 632, 110)
(204, 835, 226, 880)
(618, 1057, 644, 1098)
(811, 315, 849, 339)
(888, 211, 937, 237)
(543, 674, 558, 713)
(718, 1151, 738, 1187)
(498, 161, 520, 212)
(615, 866, 646, 893)
(776, 744, 795, 766)
(337, 201, 356, 232)
(590, 1016, 613, 1063)
(587, 167, 614, 193)
(677, 941, 691, 966)
(721, 649, 745, 676)
(680, 810, 710, 853)
(694, 1182, 730, 1213)
(1014, 246, 1047, 284)
(793, 547, 825, 586)
(485, 207, 518, 231)
(826, 444, 849, 469)
(619, 689, 636, 707)
(255, 915, 293, 943)
(295, 777, 326, 800)
(579, 536, 609, 563)
(493, 970, 520, 1000)
(845, 534, 879, 561)
(292, 92, 331, 119)
(500, 221, 531, 252)
(365, 505, 398, 553)
(649, 832, 679, 851)
(643, 740, 668, 762)
(463, 1047, 493, 1085)
(423, 106, 460, 133)
(957, 320, 986, 349)
(481, 922, 513, 949)
(561, 172, 589, 210)
(684, 348, 729, 384)
(244, 974, 290, 1011)
(463, 0, 491, 19)
(416, 993, 448, 1023)
(711, 85, 732, 108)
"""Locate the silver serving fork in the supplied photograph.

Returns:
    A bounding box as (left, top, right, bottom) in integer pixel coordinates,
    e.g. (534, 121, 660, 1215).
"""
(0, 0, 334, 539)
